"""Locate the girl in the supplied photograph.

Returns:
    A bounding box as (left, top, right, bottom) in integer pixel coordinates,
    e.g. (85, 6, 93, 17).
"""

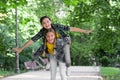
(44, 28, 68, 80)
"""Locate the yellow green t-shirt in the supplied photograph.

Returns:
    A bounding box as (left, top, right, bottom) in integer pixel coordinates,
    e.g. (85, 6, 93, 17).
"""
(46, 42, 54, 54)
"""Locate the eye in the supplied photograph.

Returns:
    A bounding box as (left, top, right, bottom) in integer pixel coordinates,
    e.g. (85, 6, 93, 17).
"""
(42, 22, 45, 25)
(47, 20, 49, 23)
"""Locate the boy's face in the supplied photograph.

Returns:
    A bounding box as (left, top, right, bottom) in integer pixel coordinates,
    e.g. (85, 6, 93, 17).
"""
(41, 18, 52, 29)
(46, 32, 55, 44)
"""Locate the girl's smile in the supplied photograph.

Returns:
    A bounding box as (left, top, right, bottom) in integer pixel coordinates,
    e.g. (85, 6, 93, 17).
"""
(42, 18, 52, 29)
(46, 32, 55, 44)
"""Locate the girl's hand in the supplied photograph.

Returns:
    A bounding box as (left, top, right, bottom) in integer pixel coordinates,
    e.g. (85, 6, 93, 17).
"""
(13, 48, 22, 54)
(86, 29, 93, 34)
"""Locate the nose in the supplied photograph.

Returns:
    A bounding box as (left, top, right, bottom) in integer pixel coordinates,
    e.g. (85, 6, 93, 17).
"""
(45, 23, 49, 27)
(47, 37, 51, 41)
(49, 37, 52, 40)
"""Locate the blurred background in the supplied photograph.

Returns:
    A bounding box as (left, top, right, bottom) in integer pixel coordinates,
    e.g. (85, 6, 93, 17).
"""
(0, 0, 120, 79)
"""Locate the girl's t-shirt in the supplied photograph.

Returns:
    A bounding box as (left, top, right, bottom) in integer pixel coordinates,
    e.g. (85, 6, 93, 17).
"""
(31, 24, 70, 42)
(46, 42, 54, 54)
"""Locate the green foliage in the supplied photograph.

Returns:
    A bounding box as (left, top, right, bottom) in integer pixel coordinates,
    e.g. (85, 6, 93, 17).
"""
(0, 0, 39, 70)
(0, 24, 15, 70)
(70, 33, 94, 66)
(67, 0, 120, 66)
(100, 56, 110, 66)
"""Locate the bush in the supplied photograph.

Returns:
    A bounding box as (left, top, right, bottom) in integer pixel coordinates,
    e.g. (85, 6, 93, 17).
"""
(100, 56, 110, 66)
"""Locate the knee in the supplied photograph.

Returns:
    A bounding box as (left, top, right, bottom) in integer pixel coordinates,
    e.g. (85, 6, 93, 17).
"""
(66, 62, 71, 67)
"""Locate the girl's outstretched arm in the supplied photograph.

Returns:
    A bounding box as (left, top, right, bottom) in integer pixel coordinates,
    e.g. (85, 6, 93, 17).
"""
(13, 40, 34, 54)
(70, 27, 93, 34)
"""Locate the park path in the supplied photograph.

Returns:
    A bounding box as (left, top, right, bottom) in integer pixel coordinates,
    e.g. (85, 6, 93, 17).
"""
(0, 66, 103, 80)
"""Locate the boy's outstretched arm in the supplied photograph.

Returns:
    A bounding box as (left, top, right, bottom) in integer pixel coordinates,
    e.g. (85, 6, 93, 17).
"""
(70, 27, 93, 34)
(13, 40, 34, 54)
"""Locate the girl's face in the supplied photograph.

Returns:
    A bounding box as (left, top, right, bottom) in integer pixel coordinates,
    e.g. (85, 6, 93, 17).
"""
(46, 32, 55, 44)
(41, 18, 52, 29)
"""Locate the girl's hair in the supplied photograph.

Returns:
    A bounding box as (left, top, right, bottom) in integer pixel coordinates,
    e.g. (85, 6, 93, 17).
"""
(40, 16, 51, 24)
(45, 28, 57, 43)
(45, 28, 56, 36)
(45, 28, 57, 54)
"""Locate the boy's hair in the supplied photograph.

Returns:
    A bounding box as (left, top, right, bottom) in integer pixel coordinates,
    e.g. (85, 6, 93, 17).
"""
(40, 16, 51, 24)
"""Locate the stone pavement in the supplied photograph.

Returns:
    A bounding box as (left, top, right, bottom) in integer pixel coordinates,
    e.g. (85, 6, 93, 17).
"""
(0, 66, 103, 80)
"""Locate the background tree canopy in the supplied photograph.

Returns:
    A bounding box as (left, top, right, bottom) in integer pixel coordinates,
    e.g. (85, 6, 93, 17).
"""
(0, 0, 120, 70)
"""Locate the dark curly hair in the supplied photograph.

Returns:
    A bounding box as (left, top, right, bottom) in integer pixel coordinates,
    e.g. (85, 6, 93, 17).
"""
(40, 16, 51, 24)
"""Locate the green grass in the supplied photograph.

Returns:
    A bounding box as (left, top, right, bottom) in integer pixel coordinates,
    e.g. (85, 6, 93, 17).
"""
(101, 67, 120, 76)
(100, 67, 120, 80)
(0, 70, 15, 77)
(0, 70, 27, 78)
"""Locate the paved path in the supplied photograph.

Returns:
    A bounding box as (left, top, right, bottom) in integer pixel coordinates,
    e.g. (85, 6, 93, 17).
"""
(0, 66, 103, 80)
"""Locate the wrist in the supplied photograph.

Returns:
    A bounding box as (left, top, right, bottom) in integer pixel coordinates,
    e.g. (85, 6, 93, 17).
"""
(85, 30, 88, 33)
(21, 47, 24, 51)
